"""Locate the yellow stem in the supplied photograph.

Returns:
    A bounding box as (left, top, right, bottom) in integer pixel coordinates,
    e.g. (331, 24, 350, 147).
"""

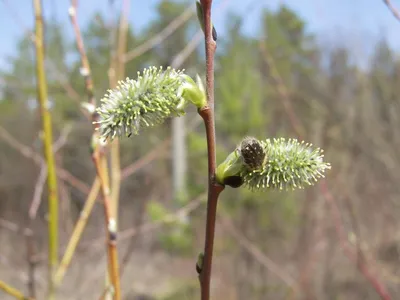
(54, 177, 101, 285)
(0, 279, 34, 300)
(109, 0, 129, 224)
(33, 0, 59, 298)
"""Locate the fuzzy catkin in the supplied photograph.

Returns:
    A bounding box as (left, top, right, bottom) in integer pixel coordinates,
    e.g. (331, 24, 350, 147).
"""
(96, 66, 186, 141)
(241, 138, 330, 191)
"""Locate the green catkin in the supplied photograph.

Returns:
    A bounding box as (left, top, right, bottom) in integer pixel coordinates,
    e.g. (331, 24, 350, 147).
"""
(96, 66, 188, 142)
(240, 137, 331, 191)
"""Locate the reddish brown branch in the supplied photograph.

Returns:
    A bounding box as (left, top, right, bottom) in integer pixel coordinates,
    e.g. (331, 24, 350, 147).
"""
(69, 0, 95, 106)
(197, 2, 225, 300)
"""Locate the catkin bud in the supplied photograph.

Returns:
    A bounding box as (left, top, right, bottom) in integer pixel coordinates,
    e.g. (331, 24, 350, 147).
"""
(239, 137, 266, 170)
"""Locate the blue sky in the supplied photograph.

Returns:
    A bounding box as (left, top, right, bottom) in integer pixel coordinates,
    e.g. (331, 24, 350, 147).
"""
(1, 0, 400, 68)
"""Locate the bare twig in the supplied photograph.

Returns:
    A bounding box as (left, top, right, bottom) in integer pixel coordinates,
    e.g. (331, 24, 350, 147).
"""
(121, 117, 202, 179)
(0, 279, 34, 300)
(0, 125, 90, 194)
(69, 1, 95, 106)
(23, 156, 46, 299)
(28, 162, 48, 219)
(98, 285, 113, 300)
(0, 219, 38, 295)
(83, 193, 206, 251)
(171, 31, 203, 67)
(122, 3, 195, 63)
(0, 126, 42, 164)
(0, 218, 24, 233)
(259, 41, 305, 138)
(25, 229, 37, 298)
(383, 0, 400, 22)
(53, 124, 73, 153)
(54, 177, 100, 285)
(322, 183, 392, 300)
(218, 216, 298, 290)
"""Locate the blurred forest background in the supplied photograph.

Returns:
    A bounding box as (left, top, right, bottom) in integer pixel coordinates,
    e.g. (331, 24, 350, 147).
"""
(1, 0, 400, 299)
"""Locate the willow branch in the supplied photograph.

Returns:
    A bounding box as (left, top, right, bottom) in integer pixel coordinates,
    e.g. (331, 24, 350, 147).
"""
(54, 177, 100, 285)
(109, 0, 130, 224)
(197, 2, 225, 300)
(69, 1, 121, 299)
(92, 150, 121, 300)
(0, 279, 34, 300)
(33, 0, 59, 297)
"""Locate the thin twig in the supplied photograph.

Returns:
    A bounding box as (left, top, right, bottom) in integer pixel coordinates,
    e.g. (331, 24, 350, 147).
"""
(197, 1, 225, 300)
(322, 183, 392, 300)
(33, 0, 59, 297)
(28, 162, 48, 219)
(122, 3, 195, 63)
(121, 117, 202, 179)
(218, 216, 298, 290)
(259, 42, 305, 138)
(383, 0, 400, 22)
(54, 177, 100, 285)
(0, 279, 34, 300)
(98, 285, 113, 300)
(170, 0, 231, 68)
(25, 159, 48, 298)
(25, 228, 37, 298)
(0, 125, 90, 194)
(83, 193, 206, 251)
(109, 0, 130, 224)
(53, 124, 73, 153)
(69, 1, 95, 106)
(0, 218, 25, 233)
